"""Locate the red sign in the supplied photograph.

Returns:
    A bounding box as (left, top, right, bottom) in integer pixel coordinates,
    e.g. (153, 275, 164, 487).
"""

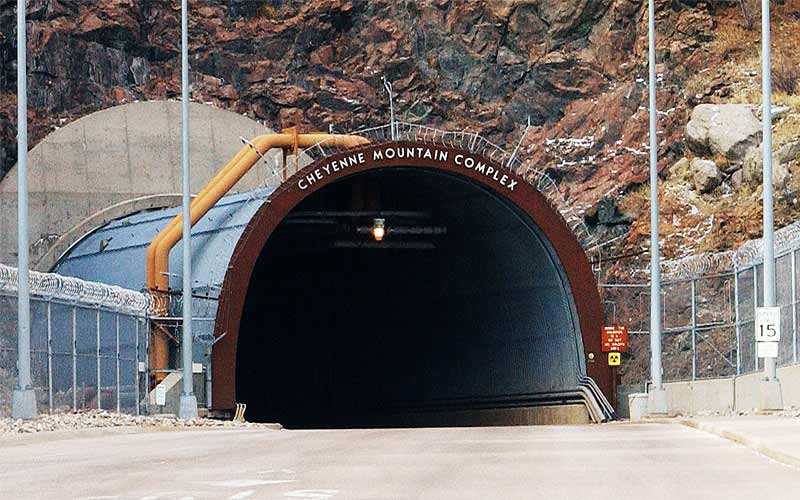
(602, 325, 628, 352)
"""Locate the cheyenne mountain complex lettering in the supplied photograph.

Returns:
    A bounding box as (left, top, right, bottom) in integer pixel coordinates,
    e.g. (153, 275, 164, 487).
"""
(297, 145, 519, 192)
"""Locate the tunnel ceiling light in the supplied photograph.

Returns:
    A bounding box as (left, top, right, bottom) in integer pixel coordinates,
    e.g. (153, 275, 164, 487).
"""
(372, 218, 386, 242)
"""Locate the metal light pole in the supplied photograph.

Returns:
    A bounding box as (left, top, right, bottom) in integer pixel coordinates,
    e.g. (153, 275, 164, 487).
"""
(178, 0, 198, 419)
(759, 0, 783, 411)
(11, 0, 37, 420)
(647, 0, 667, 415)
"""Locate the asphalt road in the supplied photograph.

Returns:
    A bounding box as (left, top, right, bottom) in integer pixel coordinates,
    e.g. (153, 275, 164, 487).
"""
(1, 422, 799, 500)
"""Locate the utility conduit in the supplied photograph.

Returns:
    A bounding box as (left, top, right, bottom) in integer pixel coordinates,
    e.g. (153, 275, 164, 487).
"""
(146, 132, 369, 376)
(145, 145, 251, 288)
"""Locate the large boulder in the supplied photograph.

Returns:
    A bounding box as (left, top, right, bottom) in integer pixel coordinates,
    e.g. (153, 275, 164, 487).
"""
(743, 141, 800, 189)
(685, 104, 762, 162)
(690, 158, 722, 193)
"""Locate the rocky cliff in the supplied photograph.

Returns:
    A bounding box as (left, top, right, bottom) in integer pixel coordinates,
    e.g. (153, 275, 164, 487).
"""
(1, 0, 798, 263)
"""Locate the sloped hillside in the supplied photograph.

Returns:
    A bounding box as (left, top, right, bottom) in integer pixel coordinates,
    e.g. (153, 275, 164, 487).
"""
(0, 0, 798, 266)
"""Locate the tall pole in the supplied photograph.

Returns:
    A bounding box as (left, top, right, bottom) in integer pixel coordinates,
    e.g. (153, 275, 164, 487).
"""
(178, 0, 198, 419)
(382, 76, 395, 140)
(759, 0, 783, 411)
(647, 0, 667, 415)
(12, 0, 37, 419)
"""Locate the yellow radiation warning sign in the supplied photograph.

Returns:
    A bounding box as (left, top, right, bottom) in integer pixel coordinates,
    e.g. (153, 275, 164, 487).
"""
(608, 352, 621, 366)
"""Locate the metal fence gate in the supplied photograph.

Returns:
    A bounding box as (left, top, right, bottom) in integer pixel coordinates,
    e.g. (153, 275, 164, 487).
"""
(602, 223, 800, 384)
(0, 265, 150, 417)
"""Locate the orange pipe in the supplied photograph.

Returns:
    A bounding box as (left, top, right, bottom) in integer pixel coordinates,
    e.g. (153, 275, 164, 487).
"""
(145, 145, 251, 288)
(146, 133, 369, 374)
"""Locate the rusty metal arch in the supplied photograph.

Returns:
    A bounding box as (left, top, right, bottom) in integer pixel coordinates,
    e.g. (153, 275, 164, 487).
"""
(211, 141, 609, 410)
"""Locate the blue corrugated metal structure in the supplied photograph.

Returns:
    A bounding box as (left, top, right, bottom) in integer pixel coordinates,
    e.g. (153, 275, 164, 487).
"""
(54, 189, 274, 292)
(54, 188, 273, 358)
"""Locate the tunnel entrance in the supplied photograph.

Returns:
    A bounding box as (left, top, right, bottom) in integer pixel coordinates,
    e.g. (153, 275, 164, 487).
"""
(213, 141, 612, 426)
(235, 167, 587, 428)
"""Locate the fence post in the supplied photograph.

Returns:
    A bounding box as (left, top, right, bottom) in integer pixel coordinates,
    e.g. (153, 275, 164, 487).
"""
(135, 318, 140, 416)
(72, 307, 77, 411)
(116, 313, 121, 414)
(734, 268, 741, 375)
(753, 265, 759, 372)
(96, 308, 101, 410)
(145, 319, 150, 416)
(691, 278, 697, 381)
(793, 250, 798, 364)
(47, 300, 53, 414)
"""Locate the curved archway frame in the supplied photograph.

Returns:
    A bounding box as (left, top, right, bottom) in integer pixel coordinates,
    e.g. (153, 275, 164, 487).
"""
(39, 194, 184, 272)
(212, 141, 610, 410)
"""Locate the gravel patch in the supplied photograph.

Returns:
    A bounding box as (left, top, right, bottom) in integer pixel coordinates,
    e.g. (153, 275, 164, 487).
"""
(0, 410, 281, 434)
(690, 407, 800, 418)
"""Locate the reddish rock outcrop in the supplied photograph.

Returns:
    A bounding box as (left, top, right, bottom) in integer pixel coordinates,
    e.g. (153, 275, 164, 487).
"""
(0, 0, 751, 245)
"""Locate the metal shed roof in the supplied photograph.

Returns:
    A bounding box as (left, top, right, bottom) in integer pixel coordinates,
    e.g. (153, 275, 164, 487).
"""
(53, 188, 275, 296)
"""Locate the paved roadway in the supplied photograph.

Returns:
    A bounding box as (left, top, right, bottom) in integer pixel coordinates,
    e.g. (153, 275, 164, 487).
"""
(1, 422, 799, 500)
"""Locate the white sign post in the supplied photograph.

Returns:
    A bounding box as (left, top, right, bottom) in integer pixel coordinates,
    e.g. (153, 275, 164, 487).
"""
(756, 306, 781, 358)
(757, 341, 779, 359)
(155, 384, 167, 407)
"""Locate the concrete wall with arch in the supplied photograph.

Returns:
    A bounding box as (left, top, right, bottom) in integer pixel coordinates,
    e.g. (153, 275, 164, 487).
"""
(0, 100, 284, 270)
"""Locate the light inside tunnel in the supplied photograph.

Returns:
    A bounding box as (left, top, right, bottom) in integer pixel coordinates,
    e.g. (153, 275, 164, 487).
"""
(235, 168, 586, 428)
(371, 218, 385, 241)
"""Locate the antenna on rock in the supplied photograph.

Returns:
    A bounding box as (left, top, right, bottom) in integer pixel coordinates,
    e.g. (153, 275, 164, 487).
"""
(507, 116, 532, 170)
(381, 75, 396, 140)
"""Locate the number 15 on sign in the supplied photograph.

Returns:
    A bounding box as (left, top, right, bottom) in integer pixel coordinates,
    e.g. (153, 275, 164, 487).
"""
(755, 307, 781, 341)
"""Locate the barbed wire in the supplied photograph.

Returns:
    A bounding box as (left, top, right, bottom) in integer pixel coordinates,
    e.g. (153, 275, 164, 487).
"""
(295, 121, 597, 247)
(660, 221, 800, 280)
(0, 264, 151, 315)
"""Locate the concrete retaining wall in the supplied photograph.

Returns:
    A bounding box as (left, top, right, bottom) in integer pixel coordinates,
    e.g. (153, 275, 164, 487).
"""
(0, 101, 282, 269)
(654, 363, 800, 416)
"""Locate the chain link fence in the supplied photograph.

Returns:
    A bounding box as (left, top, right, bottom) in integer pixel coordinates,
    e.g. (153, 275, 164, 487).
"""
(603, 244, 800, 385)
(0, 265, 150, 417)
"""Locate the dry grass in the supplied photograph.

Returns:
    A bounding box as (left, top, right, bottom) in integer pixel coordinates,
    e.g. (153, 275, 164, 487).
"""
(774, 112, 800, 148)
(713, 153, 730, 171)
(689, 3, 800, 152)
(688, 2, 800, 102)
(773, 49, 800, 95)
(254, 4, 279, 20)
(728, 84, 761, 104)
(673, 158, 694, 183)
(736, 0, 759, 30)
(618, 182, 654, 218)
(712, 18, 755, 59)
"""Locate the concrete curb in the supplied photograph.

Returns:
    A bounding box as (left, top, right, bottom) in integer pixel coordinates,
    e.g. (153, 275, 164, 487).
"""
(679, 418, 800, 469)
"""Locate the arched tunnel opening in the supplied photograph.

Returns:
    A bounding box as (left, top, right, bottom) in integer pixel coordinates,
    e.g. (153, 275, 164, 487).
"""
(235, 168, 587, 428)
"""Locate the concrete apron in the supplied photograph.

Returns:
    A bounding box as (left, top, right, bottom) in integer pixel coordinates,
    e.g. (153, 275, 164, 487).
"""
(679, 417, 800, 470)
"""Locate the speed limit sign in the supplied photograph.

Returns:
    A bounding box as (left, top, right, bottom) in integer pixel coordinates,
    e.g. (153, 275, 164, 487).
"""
(755, 307, 781, 342)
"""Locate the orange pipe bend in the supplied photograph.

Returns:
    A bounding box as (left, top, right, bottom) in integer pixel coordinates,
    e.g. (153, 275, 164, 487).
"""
(145, 144, 252, 288)
(147, 133, 369, 292)
(146, 133, 369, 376)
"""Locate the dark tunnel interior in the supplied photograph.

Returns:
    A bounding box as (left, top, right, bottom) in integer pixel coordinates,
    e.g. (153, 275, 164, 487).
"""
(236, 168, 586, 428)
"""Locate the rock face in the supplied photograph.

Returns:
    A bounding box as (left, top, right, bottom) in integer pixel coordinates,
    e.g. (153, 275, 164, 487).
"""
(0, 1, 748, 241)
(690, 158, 722, 193)
(743, 141, 800, 189)
(686, 104, 762, 162)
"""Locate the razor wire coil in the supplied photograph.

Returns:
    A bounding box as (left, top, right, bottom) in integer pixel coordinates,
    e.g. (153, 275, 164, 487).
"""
(656, 221, 800, 280)
(0, 263, 151, 315)
(294, 121, 598, 248)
